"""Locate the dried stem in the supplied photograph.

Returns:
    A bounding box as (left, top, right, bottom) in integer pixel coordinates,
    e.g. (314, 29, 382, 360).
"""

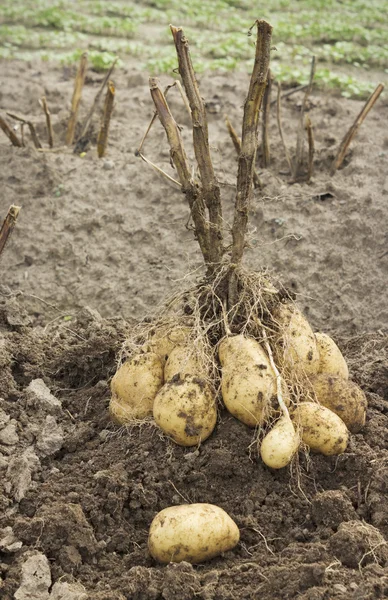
(230, 20, 272, 286)
(225, 115, 262, 189)
(97, 80, 115, 158)
(292, 56, 315, 180)
(306, 116, 314, 181)
(0, 115, 23, 147)
(276, 83, 293, 174)
(149, 77, 210, 264)
(7, 112, 42, 149)
(0, 205, 21, 260)
(40, 96, 54, 148)
(74, 57, 118, 153)
(261, 69, 272, 168)
(66, 51, 88, 146)
(170, 25, 224, 268)
(270, 83, 308, 106)
(330, 82, 384, 175)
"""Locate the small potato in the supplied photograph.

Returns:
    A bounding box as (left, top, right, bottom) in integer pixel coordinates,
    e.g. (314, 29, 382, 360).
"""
(109, 352, 163, 424)
(148, 503, 240, 563)
(164, 344, 207, 382)
(292, 402, 349, 456)
(144, 325, 192, 364)
(274, 302, 320, 378)
(153, 375, 217, 446)
(315, 332, 349, 380)
(260, 415, 300, 469)
(308, 374, 366, 433)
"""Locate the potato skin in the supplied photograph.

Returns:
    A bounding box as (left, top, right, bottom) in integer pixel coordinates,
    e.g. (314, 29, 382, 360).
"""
(292, 402, 349, 456)
(148, 503, 240, 563)
(260, 416, 300, 469)
(153, 375, 217, 446)
(219, 336, 276, 427)
(274, 303, 320, 377)
(164, 344, 206, 382)
(144, 326, 192, 365)
(315, 332, 349, 380)
(308, 374, 366, 433)
(109, 352, 163, 424)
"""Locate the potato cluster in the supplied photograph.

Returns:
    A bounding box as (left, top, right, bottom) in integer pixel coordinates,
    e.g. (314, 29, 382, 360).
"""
(109, 301, 367, 466)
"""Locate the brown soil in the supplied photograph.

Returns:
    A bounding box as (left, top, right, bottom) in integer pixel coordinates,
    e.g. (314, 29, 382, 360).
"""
(0, 58, 387, 600)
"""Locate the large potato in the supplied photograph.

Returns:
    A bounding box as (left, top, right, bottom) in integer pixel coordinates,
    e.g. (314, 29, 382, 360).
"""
(148, 503, 240, 563)
(315, 332, 349, 379)
(219, 334, 268, 367)
(274, 302, 320, 378)
(308, 374, 366, 432)
(153, 375, 217, 446)
(292, 402, 349, 455)
(164, 344, 207, 382)
(260, 415, 300, 469)
(143, 325, 192, 365)
(109, 352, 164, 424)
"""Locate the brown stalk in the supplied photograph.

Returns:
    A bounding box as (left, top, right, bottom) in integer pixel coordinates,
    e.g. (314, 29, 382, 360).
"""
(97, 81, 115, 158)
(276, 82, 293, 174)
(149, 77, 210, 264)
(306, 116, 314, 181)
(170, 25, 223, 268)
(66, 51, 88, 146)
(230, 20, 272, 268)
(6, 112, 42, 149)
(40, 96, 54, 148)
(270, 83, 308, 106)
(292, 56, 315, 180)
(0, 115, 23, 147)
(0, 205, 21, 260)
(225, 115, 262, 189)
(74, 57, 118, 153)
(261, 69, 272, 168)
(330, 82, 384, 175)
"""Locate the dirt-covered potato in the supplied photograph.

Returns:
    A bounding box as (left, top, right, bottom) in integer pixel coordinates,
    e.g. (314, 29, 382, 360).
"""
(109, 352, 164, 424)
(219, 336, 276, 427)
(308, 373, 367, 432)
(274, 302, 320, 378)
(315, 332, 349, 379)
(143, 325, 192, 365)
(153, 375, 217, 446)
(164, 344, 206, 382)
(260, 415, 300, 469)
(148, 503, 240, 563)
(292, 402, 349, 455)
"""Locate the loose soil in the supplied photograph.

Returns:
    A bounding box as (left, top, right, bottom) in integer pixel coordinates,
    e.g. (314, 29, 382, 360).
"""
(0, 57, 387, 600)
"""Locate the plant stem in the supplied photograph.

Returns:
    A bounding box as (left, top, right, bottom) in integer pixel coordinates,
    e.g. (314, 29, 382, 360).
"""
(7, 112, 42, 149)
(97, 81, 115, 158)
(292, 56, 315, 180)
(261, 69, 272, 168)
(276, 82, 293, 174)
(225, 115, 262, 189)
(0, 205, 21, 261)
(0, 115, 23, 147)
(306, 116, 314, 181)
(66, 51, 88, 146)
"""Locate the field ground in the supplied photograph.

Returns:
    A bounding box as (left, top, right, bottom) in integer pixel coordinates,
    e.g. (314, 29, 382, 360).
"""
(0, 2, 388, 599)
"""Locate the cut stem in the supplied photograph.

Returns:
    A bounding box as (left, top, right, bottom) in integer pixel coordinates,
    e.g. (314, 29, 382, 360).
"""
(292, 56, 315, 181)
(0, 115, 23, 147)
(6, 112, 42, 149)
(170, 25, 224, 268)
(261, 69, 272, 168)
(150, 77, 210, 264)
(330, 82, 384, 175)
(97, 80, 115, 158)
(225, 115, 262, 189)
(66, 51, 88, 146)
(74, 57, 118, 153)
(276, 82, 293, 174)
(40, 96, 54, 148)
(0, 205, 21, 260)
(306, 116, 314, 182)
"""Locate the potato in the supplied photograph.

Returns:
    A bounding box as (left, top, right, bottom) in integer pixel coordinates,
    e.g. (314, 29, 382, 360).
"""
(292, 402, 349, 455)
(148, 503, 240, 563)
(219, 336, 277, 427)
(308, 373, 366, 432)
(153, 375, 217, 446)
(260, 415, 300, 469)
(144, 325, 192, 364)
(109, 352, 163, 424)
(315, 332, 349, 380)
(164, 344, 206, 382)
(274, 302, 320, 378)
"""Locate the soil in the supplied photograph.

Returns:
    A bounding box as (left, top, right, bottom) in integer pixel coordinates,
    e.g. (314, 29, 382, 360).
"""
(0, 56, 387, 600)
